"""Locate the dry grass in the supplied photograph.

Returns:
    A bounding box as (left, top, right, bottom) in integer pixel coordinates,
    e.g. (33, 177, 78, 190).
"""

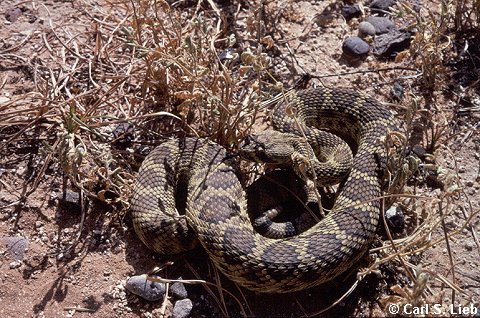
(372, 0, 480, 311)
(0, 0, 479, 316)
(127, 0, 275, 147)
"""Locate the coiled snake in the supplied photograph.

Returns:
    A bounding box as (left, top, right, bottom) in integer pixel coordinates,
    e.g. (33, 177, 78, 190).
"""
(130, 87, 396, 293)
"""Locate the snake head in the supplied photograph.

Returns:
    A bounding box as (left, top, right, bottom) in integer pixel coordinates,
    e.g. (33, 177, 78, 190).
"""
(239, 131, 295, 164)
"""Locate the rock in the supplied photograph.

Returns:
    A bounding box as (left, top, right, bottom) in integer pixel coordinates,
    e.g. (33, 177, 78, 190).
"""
(385, 206, 405, 233)
(366, 16, 395, 35)
(125, 274, 166, 302)
(412, 145, 427, 161)
(390, 81, 404, 101)
(9, 260, 22, 269)
(369, 0, 397, 12)
(218, 48, 237, 61)
(170, 281, 188, 299)
(342, 36, 370, 59)
(172, 299, 193, 318)
(5, 7, 23, 23)
(112, 122, 133, 150)
(358, 21, 376, 38)
(57, 190, 81, 213)
(425, 173, 444, 190)
(373, 30, 412, 58)
(410, 0, 423, 12)
(0, 236, 28, 261)
(465, 241, 475, 251)
(341, 4, 362, 20)
(16, 166, 26, 176)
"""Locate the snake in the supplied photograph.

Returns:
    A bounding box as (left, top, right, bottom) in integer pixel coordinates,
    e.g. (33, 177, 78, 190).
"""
(130, 87, 397, 293)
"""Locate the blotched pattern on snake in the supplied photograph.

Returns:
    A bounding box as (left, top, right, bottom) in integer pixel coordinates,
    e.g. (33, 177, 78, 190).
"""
(130, 87, 397, 293)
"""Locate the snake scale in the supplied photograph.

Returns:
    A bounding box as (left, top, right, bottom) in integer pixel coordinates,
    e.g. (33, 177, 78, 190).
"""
(131, 87, 396, 293)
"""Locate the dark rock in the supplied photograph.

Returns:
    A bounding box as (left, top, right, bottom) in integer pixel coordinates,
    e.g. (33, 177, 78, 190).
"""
(358, 21, 376, 38)
(5, 8, 23, 23)
(0, 236, 28, 261)
(412, 145, 427, 160)
(135, 144, 152, 157)
(411, 0, 423, 12)
(57, 190, 81, 213)
(385, 206, 405, 233)
(341, 4, 362, 20)
(425, 173, 444, 190)
(342, 36, 370, 59)
(373, 30, 412, 58)
(125, 274, 166, 301)
(112, 122, 133, 149)
(390, 81, 404, 101)
(366, 16, 395, 35)
(172, 298, 193, 318)
(218, 48, 236, 61)
(369, 0, 397, 12)
(465, 240, 475, 251)
(171, 281, 188, 299)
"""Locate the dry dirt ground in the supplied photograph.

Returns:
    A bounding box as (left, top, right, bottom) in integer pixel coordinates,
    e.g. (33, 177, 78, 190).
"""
(1, 0, 479, 317)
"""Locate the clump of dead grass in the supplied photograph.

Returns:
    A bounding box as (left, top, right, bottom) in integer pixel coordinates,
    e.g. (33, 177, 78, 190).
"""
(367, 0, 480, 312)
(128, 0, 275, 147)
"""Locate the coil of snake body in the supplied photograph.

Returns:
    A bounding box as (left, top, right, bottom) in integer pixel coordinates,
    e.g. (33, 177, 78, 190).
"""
(130, 87, 397, 293)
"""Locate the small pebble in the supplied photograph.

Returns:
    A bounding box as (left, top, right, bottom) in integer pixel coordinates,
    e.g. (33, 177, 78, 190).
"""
(57, 190, 81, 213)
(466, 180, 474, 187)
(1, 236, 28, 261)
(125, 274, 166, 301)
(385, 206, 405, 233)
(391, 81, 405, 101)
(172, 299, 193, 318)
(342, 36, 370, 59)
(5, 7, 23, 23)
(465, 241, 476, 251)
(16, 166, 26, 176)
(9, 260, 22, 269)
(369, 0, 397, 12)
(171, 281, 188, 299)
(341, 4, 362, 20)
(358, 21, 376, 38)
(412, 145, 427, 160)
(366, 16, 395, 35)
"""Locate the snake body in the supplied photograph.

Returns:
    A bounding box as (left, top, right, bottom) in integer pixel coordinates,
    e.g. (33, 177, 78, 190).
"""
(131, 87, 396, 293)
